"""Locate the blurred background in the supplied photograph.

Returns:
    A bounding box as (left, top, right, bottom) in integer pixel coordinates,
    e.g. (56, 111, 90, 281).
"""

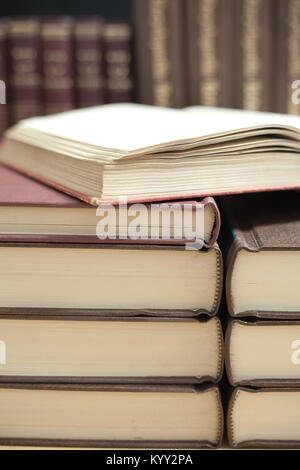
(0, 0, 299, 136)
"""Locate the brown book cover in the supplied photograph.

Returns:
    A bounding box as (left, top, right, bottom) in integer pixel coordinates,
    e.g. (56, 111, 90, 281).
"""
(222, 191, 300, 318)
(74, 16, 105, 108)
(276, 0, 300, 115)
(0, 18, 8, 137)
(103, 21, 134, 103)
(0, 383, 223, 448)
(0, 315, 224, 384)
(186, 0, 235, 108)
(8, 17, 42, 124)
(234, 0, 275, 112)
(225, 319, 300, 387)
(41, 17, 75, 115)
(228, 386, 300, 448)
(0, 163, 220, 247)
(132, 0, 187, 108)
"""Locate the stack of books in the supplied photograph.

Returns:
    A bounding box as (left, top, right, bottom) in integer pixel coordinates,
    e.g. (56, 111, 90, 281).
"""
(223, 192, 300, 448)
(0, 103, 299, 448)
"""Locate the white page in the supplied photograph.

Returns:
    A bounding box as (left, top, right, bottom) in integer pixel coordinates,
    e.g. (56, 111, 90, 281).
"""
(18, 103, 300, 152)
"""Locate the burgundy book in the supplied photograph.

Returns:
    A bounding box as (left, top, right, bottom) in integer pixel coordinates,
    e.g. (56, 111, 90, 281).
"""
(74, 16, 105, 108)
(41, 17, 75, 115)
(132, 0, 187, 108)
(0, 18, 8, 136)
(8, 17, 42, 124)
(103, 21, 134, 103)
(0, 163, 220, 247)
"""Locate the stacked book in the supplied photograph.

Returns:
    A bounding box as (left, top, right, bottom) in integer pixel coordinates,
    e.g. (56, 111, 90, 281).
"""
(0, 103, 299, 448)
(223, 192, 300, 448)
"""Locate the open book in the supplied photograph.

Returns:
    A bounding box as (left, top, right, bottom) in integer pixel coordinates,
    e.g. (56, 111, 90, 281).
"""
(1, 103, 300, 205)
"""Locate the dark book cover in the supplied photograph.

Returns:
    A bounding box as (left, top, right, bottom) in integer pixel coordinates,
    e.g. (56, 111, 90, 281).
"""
(132, 0, 187, 108)
(103, 21, 134, 103)
(8, 17, 42, 124)
(41, 17, 75, 115)
(74, 16, 105, 108)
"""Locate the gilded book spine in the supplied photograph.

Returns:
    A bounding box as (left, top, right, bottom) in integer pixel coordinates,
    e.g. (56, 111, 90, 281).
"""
(276, 0, 300, 115)
(41, 17, 74, 115)
(186, 0, 235, 108)
(74, 17, 105, 108)
(103, 22, 134, 103)
(8, 17, 42, 124)
(0, 19, 8, 135)
(132, 0, 187, 108)
(235, 0, 275, 112)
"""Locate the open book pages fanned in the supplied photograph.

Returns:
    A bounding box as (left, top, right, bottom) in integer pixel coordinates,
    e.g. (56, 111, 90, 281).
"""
(1, 103, 300, 204)
(0, 384, 223, 448)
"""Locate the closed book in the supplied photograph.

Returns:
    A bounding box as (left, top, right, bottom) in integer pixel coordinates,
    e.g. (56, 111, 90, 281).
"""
(226, 319, 300, 387)
(132, 0, 187, 108)
(8, 17, 42, 124)
(0, 164, 220, 247)
(276, 0, 300, 115)
(41, 17, 74, 115)
(228, 387, 300, 448)
(0, 315, 223, 384)
(74, 17, 105, 108)
(222, 191, 300, 318)
(1, 104, 300, 205)
(186, 0, 235, 108)
(103, 21, 133, 103)
(0, 242, 223, 316)
(234, 0, 275, 112)
(0, 18, 8, 136)
(0, 383, 223, 448)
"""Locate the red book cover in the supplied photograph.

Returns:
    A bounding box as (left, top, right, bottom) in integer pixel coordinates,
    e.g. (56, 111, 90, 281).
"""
(74, 16, 105, 108)
(8, 17, 42, 124)
(41, 17, 75, 115)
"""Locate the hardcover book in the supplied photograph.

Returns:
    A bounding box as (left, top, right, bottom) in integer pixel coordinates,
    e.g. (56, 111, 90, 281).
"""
(0, 164, 220, 247)
(0, 242, 222, 316)
(74, 17, 105, 108)
(0, 316, 223, 384)
(41, 17, 74, 115)
(222, 191, 300, 318)
(1, 103, 300, 205)
(228, 387, 300, 448)
(8, 17, 42, 123)
(0, 383, 223, 448)
(132, 0, 187, 108)
(226, 319, 300, 387)
(103, 22, 133, 103)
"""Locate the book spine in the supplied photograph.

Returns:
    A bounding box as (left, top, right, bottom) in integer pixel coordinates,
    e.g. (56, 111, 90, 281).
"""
(235, 0, 275, 112)
(276, 0, 300, 115)
(103, 22, 134, 103)
(132, 0, 187, 108)
(41, 17, 75, 115)
(0, 19, 8, 136)
(74, 17, 105, 108)
(8, 17, 42, 124)
(186, 0, 235, 108)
